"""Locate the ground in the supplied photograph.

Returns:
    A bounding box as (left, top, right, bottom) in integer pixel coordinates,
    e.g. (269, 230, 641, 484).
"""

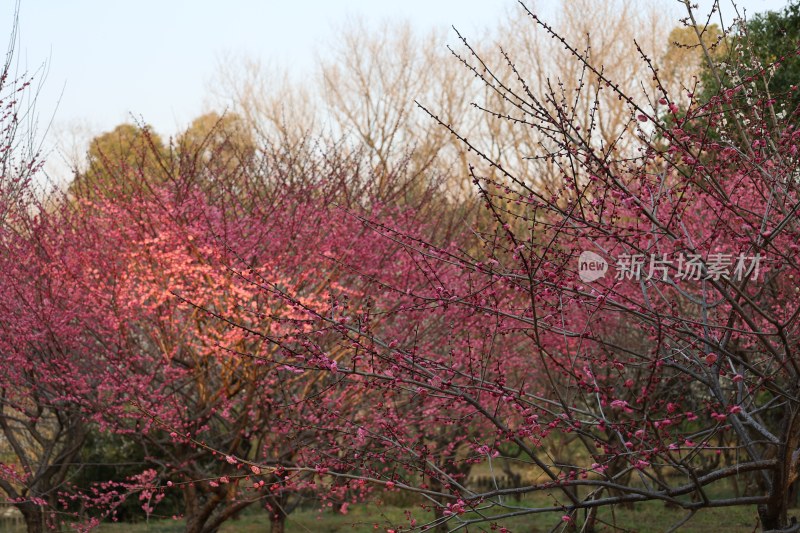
(57, 497, 759, 532)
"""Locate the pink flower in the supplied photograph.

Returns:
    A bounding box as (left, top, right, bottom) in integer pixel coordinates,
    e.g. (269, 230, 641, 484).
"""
(250, 465, 261, 475)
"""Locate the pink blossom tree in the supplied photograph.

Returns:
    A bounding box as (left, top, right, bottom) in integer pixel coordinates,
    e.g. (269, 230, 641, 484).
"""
(10, 2, 800, 532)
(47, 139, 442, 532)
(214, 4, 800, 531)
(376, 3, 800, 529)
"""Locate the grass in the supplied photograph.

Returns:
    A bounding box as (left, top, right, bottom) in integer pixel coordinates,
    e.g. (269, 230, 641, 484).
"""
(0, 490, 763, 532)
(80, 495, 759, 533)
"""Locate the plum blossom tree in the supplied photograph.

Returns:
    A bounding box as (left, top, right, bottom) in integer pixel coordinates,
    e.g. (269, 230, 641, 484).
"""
(208, 3, 800, 531)
(390, 2, 800, 529)
(47, 131, 448, 532)
(0, 7, 104, 533)
(10, 1, 800, 532)
(0, 216, 93, 533)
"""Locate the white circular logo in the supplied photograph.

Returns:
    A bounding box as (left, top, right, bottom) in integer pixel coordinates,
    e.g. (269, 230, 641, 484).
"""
(578, 251, 608, 282)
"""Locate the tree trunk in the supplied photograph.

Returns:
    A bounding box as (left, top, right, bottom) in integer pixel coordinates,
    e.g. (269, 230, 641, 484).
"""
(184, 519, 220, 533)
(759, 409, 800, 532)
(184, 512, 221, 533)
(184, 513, 201, 532)
(583, 490, 602, 533)
(427, 474, 449, 533)
(17, 502, 46, 533)
(431, 504, 448, 533)
(270, 513, 286, 533)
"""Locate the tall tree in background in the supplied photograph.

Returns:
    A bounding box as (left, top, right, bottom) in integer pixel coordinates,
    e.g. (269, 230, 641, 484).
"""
(745, 0, 800, 113)
(696, 1, 800, 117)
(215, 0, 692, 200)
(177, 112, 256, 185)
(68, 123, 168, 200)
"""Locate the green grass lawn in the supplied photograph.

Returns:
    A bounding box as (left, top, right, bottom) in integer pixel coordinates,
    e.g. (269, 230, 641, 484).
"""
(75, 496, 760, 533)
(0, 489, 764, 533)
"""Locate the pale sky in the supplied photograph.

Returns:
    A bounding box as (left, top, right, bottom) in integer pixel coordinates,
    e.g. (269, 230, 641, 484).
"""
(16, 1, 508, 138)
(9, 0, 791, 178)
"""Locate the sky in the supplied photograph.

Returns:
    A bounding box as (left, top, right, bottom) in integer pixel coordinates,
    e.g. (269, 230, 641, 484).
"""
(9, 0, 793, 176)
(15, 1, 507, 140)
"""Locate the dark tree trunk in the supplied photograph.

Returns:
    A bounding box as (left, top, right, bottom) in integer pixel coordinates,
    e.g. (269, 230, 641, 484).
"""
(583, 493, 601, 533)
(183, 499, 221, 533)
(427, 476, 450, 533)
(17, 502, 46, 533)
(431, 504, 448, 533)
(759, 409, 800, 532)
(270, 513, 286, 533)
(184, 517, 221, 533)
(268, 492, 290, 533)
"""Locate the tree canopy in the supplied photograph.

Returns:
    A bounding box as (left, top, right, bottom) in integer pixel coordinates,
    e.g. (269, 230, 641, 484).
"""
(6, 2, 800, 533)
